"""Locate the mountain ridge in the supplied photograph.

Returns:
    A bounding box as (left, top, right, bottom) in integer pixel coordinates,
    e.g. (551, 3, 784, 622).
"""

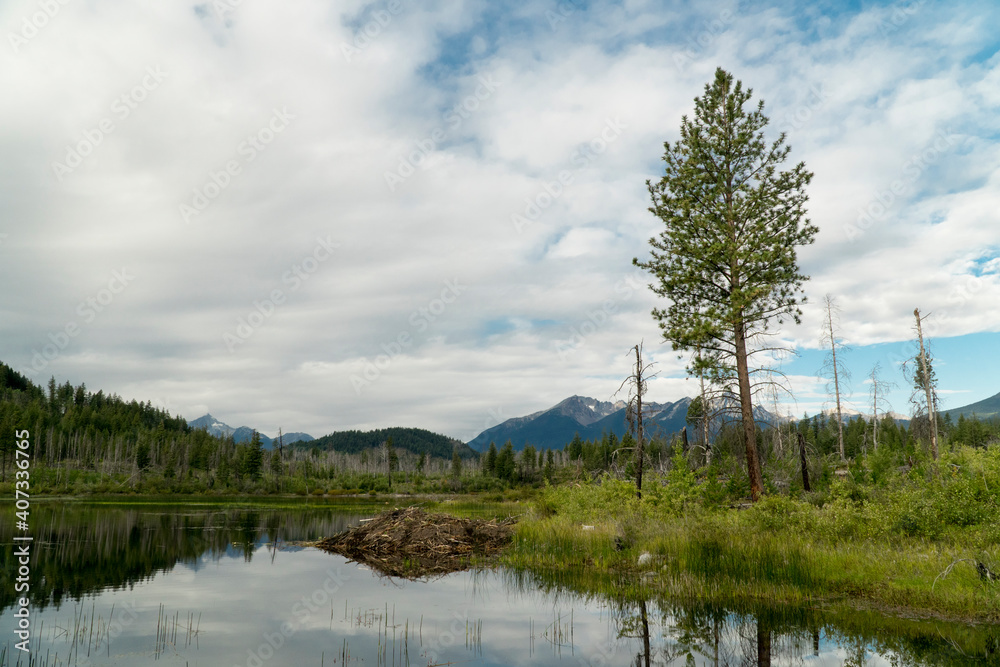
(187, 413, 314, 450)
(943, 390, 1000, 420)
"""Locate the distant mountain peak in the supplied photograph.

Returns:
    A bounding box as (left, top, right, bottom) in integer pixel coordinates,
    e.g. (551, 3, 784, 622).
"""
(466, 394, 698, 452)
(188, 414, 314, 449)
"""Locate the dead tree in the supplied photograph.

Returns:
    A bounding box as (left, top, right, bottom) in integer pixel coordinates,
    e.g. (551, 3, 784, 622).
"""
(868, 362, 895, 451)
(821, 294, 850, 461)
(797, 432, 811, 492)
(618, 342, 655, 499)
(913, 308, 939, 459)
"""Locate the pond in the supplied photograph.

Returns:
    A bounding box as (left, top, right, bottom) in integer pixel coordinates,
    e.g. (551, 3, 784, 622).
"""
(0, 500, 997, 666)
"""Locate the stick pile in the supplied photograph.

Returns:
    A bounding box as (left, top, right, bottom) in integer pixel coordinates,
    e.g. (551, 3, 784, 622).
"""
(314, 507, 515, 578)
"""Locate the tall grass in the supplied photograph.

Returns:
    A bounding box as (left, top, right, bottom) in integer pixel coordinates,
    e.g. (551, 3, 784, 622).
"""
(502, 446, 1000, 622)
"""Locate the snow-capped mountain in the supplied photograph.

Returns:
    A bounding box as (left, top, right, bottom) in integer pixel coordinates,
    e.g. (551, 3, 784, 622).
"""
(187, 413, 314, 449)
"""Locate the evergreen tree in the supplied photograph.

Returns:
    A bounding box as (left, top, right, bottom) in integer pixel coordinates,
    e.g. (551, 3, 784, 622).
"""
(496, 441, 516, 482)
(521, 444, 537, 480)
(484, 442, 498, 476)
(451, 448, 462, 479)
(270, 448, 282, 477)
(135, 441, 151, 472)
(634, 68, 816, 501)
(568, 433, 584, 461)
(243, 431, 264, 482)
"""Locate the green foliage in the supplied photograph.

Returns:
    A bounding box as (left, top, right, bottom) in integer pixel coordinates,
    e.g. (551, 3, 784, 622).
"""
(306, 426, 474, 459)
(135, 441, 151, 471)
(495, 441, 516, 482)
(242, 431, 264, 482)
(633, 65, 816, 502)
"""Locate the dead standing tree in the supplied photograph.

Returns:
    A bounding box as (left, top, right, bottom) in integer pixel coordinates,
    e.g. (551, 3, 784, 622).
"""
(820, 294, 850, 461)
(906, 308, 940, 459)
(617, 342, 656, 499)
(915, 308, 939, 460)
(867, 362, 896, 451)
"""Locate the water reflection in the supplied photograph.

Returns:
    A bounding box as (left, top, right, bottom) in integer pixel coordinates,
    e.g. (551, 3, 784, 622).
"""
(0, 503, 996, 666)
(0, 500, 370, 612)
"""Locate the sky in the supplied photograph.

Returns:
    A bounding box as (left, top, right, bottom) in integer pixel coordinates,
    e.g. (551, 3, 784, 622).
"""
(1, 0, 998, 442)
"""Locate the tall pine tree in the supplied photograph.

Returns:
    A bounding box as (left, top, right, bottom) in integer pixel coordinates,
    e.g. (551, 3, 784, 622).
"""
(635, 68, 817, 501)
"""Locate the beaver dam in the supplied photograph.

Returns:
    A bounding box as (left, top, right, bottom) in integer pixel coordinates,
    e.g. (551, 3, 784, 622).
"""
(313, 507, 516, 578)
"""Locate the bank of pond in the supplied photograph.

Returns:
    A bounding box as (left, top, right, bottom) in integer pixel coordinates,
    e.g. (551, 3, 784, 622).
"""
(0, 499, 997, 665)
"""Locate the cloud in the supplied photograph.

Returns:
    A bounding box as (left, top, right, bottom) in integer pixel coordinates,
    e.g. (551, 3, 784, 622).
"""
(2, 0, 998, 439)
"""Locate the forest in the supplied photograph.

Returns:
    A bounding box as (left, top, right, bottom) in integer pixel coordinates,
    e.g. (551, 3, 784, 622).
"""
(2, 357, 999, 502)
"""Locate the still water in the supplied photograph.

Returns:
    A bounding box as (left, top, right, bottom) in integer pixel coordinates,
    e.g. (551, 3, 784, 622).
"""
(1, 501, 997, 666)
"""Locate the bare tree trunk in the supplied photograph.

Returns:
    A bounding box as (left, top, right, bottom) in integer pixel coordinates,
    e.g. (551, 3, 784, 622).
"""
(870, 368, 879, 451)
(825, 295, 845, 461)
(798, 432, 811, 492)
(634, 344, 645, 500)
(914, 308, 938, 459)
(699, 351, 711, 466)
(735, 323, 763, 502)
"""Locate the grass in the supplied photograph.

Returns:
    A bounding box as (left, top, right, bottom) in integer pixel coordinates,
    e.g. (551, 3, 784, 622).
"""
(500, 455, 1000, 624)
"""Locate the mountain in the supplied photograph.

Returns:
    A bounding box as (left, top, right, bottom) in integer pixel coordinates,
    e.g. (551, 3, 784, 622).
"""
(466, 394, 796, 452)
(815, 407, 910, 424)
(943, 391, 1000, 420)
(305, 427, 476, 459)
(187, 414, 314, 450)
(466, 395, 698, 452)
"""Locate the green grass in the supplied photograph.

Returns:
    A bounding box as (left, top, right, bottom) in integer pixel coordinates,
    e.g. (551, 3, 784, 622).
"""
(500, 451, 1000, 623)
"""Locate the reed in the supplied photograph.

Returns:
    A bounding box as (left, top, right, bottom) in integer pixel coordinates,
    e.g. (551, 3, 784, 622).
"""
(501, 470, 1000, 622)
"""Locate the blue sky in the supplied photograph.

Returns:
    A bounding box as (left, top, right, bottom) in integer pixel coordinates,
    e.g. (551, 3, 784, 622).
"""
(1, 0, 998, 440)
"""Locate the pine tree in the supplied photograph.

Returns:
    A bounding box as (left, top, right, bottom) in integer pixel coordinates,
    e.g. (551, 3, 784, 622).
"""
(484, 442, 497, 476)
(243, 431, 264, 482)
(634, 68, 817, 501)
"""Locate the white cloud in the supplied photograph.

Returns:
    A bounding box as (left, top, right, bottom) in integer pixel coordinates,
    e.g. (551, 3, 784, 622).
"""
(2, 0, 998, 439)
